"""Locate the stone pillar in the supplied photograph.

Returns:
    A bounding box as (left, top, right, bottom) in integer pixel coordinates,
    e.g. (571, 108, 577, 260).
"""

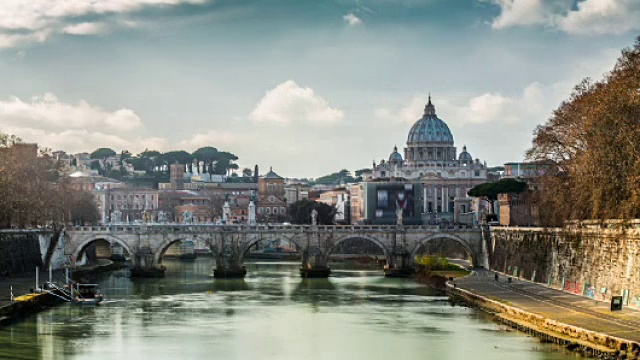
(299, 232, 331, 278)
(441, 187, 445, 212)
(214, 233, 246, 278)
(384, 231, 414, 277)
(130, 246, 165, 278)
(434, 187, 438, 213)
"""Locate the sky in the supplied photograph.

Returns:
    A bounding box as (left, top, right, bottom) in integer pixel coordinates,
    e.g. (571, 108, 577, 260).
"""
(0, 0, 638, 178)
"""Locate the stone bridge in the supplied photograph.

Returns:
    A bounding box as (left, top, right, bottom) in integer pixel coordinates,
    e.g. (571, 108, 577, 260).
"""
(65, 224, 488, 278)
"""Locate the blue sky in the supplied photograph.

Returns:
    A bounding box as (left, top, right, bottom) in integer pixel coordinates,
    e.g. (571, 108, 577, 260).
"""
(0, 0, 638, 177)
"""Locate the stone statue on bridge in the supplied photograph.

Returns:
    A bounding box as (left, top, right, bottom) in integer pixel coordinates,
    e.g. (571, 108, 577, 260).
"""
(311, 209, 318, 226)
(182, 211, 193, 224)
(396, 208, 403, 225)
(157, 211, 167, 224)
(110, 210, 122, 224)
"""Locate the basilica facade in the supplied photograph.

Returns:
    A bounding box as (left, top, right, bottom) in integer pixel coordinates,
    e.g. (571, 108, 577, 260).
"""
(366, 97, 488, 219)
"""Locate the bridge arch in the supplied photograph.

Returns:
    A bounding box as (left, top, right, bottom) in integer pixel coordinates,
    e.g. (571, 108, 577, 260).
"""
(72, 234, 135, 265)
(238, 234, 304, 264)
(330, 234, 392, 265)
(153, 234, 214, 265)
(409, 233, 476, 266)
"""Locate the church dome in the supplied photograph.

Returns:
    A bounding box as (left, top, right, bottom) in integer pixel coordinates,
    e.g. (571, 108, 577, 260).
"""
(459, 145, 473, 162)
(388, 145, 403, 164)
(406, 97, 454, 145)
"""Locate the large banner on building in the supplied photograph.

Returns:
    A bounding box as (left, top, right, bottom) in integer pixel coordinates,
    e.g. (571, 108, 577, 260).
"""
(374, 183, 415, 219)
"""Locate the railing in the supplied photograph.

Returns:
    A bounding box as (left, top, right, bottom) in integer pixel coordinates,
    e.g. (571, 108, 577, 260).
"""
(68, 223, 482, 233)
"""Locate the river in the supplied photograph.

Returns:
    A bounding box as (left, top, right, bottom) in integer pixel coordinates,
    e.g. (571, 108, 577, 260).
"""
(0, 258, 578, 360)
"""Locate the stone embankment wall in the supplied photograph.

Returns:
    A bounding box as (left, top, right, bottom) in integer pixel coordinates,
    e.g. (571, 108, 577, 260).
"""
(0, 230, 65, 276)
(490, 227, 640, 306)
(0, 232, 43, 276)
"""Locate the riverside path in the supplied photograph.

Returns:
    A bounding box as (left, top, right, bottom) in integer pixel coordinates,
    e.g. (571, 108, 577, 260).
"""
(453, 269, 640, 350)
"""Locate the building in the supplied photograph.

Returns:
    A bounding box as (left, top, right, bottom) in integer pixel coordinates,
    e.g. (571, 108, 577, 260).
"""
(360, 181, 423, 225)
(257, 167, 287, 223)
(98, 187, 159, 224)
(504, 161, 551, 179)
(366, 96, 488, 223)
(498, 192, 539, 227)
(318, 187, 350, 223)
(349, 183, 364, 224)
(284, 183, 310, 204)
(170, 163, 185, 190)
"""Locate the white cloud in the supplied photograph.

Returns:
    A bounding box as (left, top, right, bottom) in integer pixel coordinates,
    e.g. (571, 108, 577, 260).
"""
(375, 82, 557, 126)
(63, 22, 106, 35)
(486, 0, 640, 35)
(0, 0, 208, 48)
(178, 131, 247, 151)
(0, 93, 143, 131)
(558, 0, 640, 35)
(250, 80, 344, 125)
(343, 13, 363, 26)
(489, 0, 550, 29)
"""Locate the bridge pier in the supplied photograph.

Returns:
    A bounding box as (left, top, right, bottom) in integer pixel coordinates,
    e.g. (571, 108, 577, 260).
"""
(384, 252, 415, 277)
(299, 246, 331, 278)
(131, 247, 166, 278)
(214, 233, 247, 278)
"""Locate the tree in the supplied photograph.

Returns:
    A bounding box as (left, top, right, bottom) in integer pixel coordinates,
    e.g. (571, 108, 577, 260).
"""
(314, 169, 356, 185)
(288, 199, 335, 225)
(90, 148, 116, 160)
(242, 168, 252, 177)
(468, 179, 527, 214)
(70, 192, 100, 225)
(526, 36, 640, 225)
(0, 136, 66, 228)
(203, 191, 227, 222)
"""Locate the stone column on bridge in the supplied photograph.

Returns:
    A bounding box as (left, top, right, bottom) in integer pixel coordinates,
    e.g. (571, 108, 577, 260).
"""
(213, 232, 247, 278)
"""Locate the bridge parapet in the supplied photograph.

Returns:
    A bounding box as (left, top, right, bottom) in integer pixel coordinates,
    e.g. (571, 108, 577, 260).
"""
(69, 224, 481, 234)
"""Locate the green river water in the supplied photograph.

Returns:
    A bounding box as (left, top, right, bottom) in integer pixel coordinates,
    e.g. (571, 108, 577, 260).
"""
(0, 258, 579, 360)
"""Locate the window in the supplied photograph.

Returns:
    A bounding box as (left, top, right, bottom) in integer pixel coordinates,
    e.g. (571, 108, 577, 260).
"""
(266, 208, 271, 214)
(273, 207, 278, 214)
(258, 208, 263, 214)
(377, 190, 388, 208)
(280, 207, 285, 214)
(474, 171, 480, 177)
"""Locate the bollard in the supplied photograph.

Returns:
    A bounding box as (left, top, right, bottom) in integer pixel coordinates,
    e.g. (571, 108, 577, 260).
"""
(494, 273, 499, 282)
(508, 277, 512, 284)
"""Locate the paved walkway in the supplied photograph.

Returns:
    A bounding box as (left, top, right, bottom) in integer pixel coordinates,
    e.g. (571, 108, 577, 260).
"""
(455, 269, 640, 343)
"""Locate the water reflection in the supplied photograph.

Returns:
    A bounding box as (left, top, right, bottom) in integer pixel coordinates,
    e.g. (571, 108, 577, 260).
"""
(0, 258, 576, 360)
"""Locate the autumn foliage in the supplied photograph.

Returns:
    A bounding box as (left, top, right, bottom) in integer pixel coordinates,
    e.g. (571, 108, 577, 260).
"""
(527, 37, 640, 226)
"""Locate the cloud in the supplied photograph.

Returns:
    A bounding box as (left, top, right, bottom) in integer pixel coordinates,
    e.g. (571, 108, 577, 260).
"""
(375, 82, 560, 126)
(0, 0, 208, 48)
(0, 93, 143, 131)
(177, 131, 248, 151)
(63, 22, 107, 35)
(250, 80, 344, 125)
(486, 0, 640, 35)
(343, 13, 363, 26)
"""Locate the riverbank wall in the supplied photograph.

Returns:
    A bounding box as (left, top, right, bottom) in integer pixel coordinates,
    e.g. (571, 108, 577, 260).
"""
(0, 230, 65, 278)
(446, 283, 637, 359)
(489, 227, 640, 308)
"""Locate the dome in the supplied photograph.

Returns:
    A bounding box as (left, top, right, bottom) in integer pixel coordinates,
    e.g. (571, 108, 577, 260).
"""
(406, 97, 454, 145)
(459, 145, 473, 162)
(388, 145, 403, 164)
